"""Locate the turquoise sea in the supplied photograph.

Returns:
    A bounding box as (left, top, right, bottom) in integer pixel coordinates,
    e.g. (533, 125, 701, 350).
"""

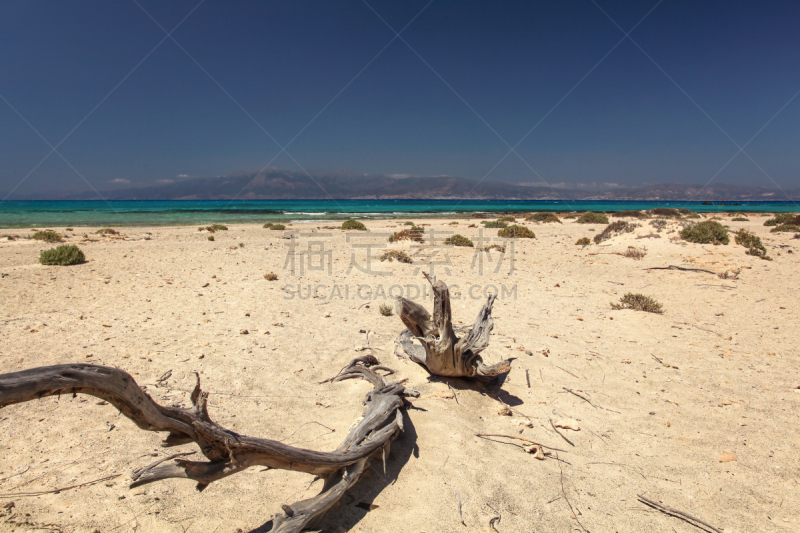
(0, 199, 796, 228)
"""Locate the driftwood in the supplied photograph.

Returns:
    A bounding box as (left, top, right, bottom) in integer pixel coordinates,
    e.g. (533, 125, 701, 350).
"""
(0, 357, 418, 532)
(394, 273, 510, 378)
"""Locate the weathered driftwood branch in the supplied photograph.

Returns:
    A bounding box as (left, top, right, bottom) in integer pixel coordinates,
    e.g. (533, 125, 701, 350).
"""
(394, 273, 510, 378)
(0, 358, 417, 532)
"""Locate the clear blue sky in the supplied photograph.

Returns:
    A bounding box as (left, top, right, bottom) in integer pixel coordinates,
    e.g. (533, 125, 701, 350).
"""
(1, 0, 799, 196)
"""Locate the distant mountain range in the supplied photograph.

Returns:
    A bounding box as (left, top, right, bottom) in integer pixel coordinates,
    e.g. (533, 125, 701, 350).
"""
(16, 168, 800, 201)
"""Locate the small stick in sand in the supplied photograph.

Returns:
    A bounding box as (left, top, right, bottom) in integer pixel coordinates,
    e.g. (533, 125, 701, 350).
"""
(637, 494, 723, 533)
(549, 418, 575, 447)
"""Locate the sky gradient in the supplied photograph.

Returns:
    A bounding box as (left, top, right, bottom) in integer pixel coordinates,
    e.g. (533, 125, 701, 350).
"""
(1, 0, 799, 197)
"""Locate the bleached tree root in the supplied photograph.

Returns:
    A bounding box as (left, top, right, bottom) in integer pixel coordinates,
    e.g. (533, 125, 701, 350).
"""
(0, 357, 417, 532)
(394, 273, 511, 379)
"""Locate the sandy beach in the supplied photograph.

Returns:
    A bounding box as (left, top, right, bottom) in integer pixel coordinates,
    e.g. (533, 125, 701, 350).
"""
(1, 214, 798, 532)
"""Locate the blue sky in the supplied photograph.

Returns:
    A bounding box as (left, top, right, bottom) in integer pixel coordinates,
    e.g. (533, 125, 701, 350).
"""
(1, 0, 799, 196)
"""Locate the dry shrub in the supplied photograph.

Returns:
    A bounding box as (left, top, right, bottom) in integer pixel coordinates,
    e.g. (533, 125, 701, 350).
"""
(525, 212, 561, 223)
(718, 268, 741, 280)
(95, 228, 119, 235)
(575, 237, 591, 246)
(594, 221, 639, 243)
(497, 225, 535, 238)
(575, 212, 609, 224)
(636, 233, 661, 239)
(31, 229, 62, 243)
(648, 208, 689, 218)
(389, 229, 423, 243)
(380, 250, 413, 263)
(612, 210, 648, 219)
(379, 303, 394, 316)
(649, 218, 668, 232)
(623, 246, 647, 260)
(264, 272, 278, 281)
(445, 234, 474, 247)
(479, 244, 505, 253)
(611, 293, 664, 314)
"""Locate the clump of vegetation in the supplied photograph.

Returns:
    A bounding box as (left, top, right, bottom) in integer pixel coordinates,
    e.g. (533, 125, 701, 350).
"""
(389, 229, 423, 243)
(479, 244, 505, 252)
(525, 212, 561, 223)
(450, 221, 459, 225)
(238, 242, 244, 248)
(575, 237, 591, 246)
(623, 246, 647, 260)
(718, 268, 741, 280)
(575, 212, 609, 224)
(648, 207, 689, 218)
(649, 218, 668, 232)
(65, 228, 73, 231)
(734, 229, 770, 260)
(683, 213, 702, 219)
(203, 224, 228, 233)
(498, 225, 535, 238)
(263, 222, 273, 228)
(593, 221, 639, 244)
(264, 272, 278, 281)
(95, 228, 119, 235)
(482, 220, 508, 229)
(403, 221, 416, 226)
(764, 213, 795, 226)
(612, 210, 647, 219)
(30, 229, 62, 243)
(379, 303, 393, 316)
(39, 244, 85, 266)
(731, 217, 749, 222)
(341, 219, 366, 231)
(680, 220, 729, 244)
(770, 224, 800, 233)
(445, 234, 474, 247)
(380, 250, 413, 263)
(498, 215, 516, 222)
(562, 213, 579, 219)
(269, 223, 285, 230)
(207, 235, 215, 241)
(611, 293, 664, 314)
(636, 233, 661, 239)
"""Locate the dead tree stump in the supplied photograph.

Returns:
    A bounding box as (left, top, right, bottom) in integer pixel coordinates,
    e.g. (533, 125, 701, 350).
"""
(394, 273, 511, 378)
(0, 357, 417, 532)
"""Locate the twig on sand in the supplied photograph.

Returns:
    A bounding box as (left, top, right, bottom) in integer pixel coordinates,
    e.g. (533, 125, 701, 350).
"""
(644, 265, 715, 274)
(549, 419, 575, 447)
(453, 488, 465, 526)
(526, 369, 531, 388)
(637, 494, 722, 533)
(475, 433, 568, 454)
(0, 474, 120, 498)
(562, 387, 593, 407)
(558, 456, 588, 532)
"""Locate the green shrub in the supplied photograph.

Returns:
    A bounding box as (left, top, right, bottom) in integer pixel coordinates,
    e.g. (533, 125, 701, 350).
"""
(65, 228, 73, 231)
(576, 212, 609, 224)
(445, 234, 474, 247)
(525, 212, 561, 223)
(403, 221, 415, 226)
(562, 213, 579, 219)
(764, 213, 794, 226)
(593, 221, 639, 244)
(379, 303, 393, 316)
(734, 229, 770, 260)
(269, 224, 286, 230)
(31, 229, 62, 243)
(612, 210, 647, 219)
(207, 235, 214, 241)
(611, 293, 664, 314)
(95, 228, 119, 235)
(731, 217, 749, 222)
(498, 215, 516, 222)
(380, 250, 413, 263)
(770, 224, 800, 233)
(648, 208, 688, 218)
(482, 220, 508, 229)
(263, 222, 273, 228)
(39, 244, 85, 266)
(389, 229, 423, 243)
(341, 219, 366, 231)
(498, 225, 535, 238)
(680, 220, 729, 245)
(575, 237, 591, 246)
(204, 224, 228, 233)
(683, 213, 702, 219)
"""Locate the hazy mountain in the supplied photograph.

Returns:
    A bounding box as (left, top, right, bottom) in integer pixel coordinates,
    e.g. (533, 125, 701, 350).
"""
(18, 168, 800, 201)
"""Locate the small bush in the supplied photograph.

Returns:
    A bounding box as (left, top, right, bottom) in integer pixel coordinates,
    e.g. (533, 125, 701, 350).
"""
(594, 221, 639, 244)
(680, 220, 729, 245)
(731, 217, 749, 222)
(264, 272, 278, 281)
(649, 218, 668, 231)
(238, 243, 244, 248)
(683, 213, 702, 219)
(764, 213, 794, 226)
(207, 235, 215, 241)
(39, 244, 85, 266)
(718, 268, 741, 280)
(648, 208, 687, 218)
(269, 224, 286, 230)
(482, 220, 508, 229)
(612, 210, 647, 219)
(403, 221, 415, 226)
(379, 303, 393, 316)
(95, 228, 119, 235)
(31, 229, 62, 243)
(498, 215, 516, 222)
(479, 244, 505, 253)
(65, 228, 73, 231)
(575, 237, 591, 246)
(209, 224, 228, 231)
(445, 234, 474, 247)
(576, 212, 609, 224)
(611, 293, 664, 314)
(498, 225, 535, 238)
(525, 212, 561, 223)
(623, 246, 646, 260)
(342, 219, 366, 231)
(263, 222, 273, 228)
(734, 229, 770, 260)
(380, 250, 413, 263)
(562, 213, 579, 219)
(770, 224, 800, 233)
(389, 229, 423, 243)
